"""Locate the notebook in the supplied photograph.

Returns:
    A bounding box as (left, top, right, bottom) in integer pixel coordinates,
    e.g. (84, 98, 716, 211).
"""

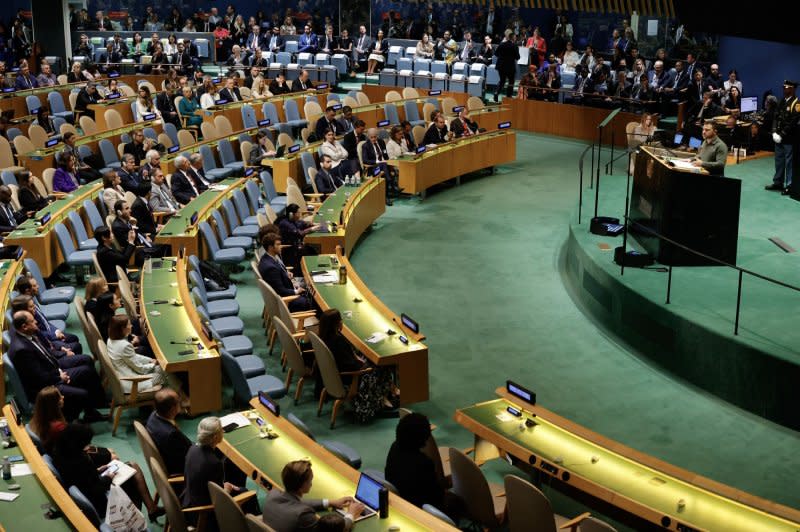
(335, 473, 381, 522)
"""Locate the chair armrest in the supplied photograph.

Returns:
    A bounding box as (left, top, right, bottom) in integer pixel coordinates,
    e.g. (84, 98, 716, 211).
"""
(281, 295, 300, 303)
(182, 503, 214, 514)
(119, 375, 151, 382)
(290, 311, 316, 319)
(167, 475, 185, 484)
(52, 192, 68, 199)
(340, 367, 373, 377)
(232, 490, 257, 504)
(559, 512, 592, 531)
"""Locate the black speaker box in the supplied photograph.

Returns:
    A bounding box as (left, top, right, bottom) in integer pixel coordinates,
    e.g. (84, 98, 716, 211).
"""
(590, 216, 622, 236)
(614, 246, 655, 267)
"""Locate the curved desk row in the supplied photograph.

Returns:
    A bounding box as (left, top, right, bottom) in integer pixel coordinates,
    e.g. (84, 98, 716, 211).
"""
(1, 405, 93, 531)
(0, 258, 26, 405)
(155, 177, 244, 258)
(219, 398, 456, 531)
(139, 257, 220, 416)
(454, 388, 800, 532)
(388, 129, 516, 196)
(5, 183, 103, 277)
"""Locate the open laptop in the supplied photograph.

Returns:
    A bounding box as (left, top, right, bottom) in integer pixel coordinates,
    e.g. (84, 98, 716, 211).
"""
(274, 144, 286, 158)
(335, 473, 381, 522)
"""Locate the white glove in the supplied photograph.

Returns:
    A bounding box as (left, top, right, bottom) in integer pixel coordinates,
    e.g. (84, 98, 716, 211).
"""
(773, 133, 782, 144)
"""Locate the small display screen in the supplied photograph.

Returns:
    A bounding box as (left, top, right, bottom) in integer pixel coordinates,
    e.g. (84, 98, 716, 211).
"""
(190, 212, 199, 225)
(288, 144, 301, 154)
(46, 138, 59, 148)
(2, 88, 15, 93)
(332, 103, 342, 111)
(316, 83, 328, 89)
(258, 118, 271, 126)
(245, 167, 255, 177)
(258, 391, 280, 416)
(216, 99, 228, 105)
(108, 72, 120, 78)
(377, 119, 390, 127)
(401, 313, 419, 333)
(429, 90, 442, 96)
(40, 212, 52, 225)
(498, 121, 511, 129)
(416, 146, 426, 154)
(452, 106, 464, 113)
(143, 113, 156, 120)
(507, 380, 536, 405)
(168, 145, 180, 154)
(689, 137, 702, 149)
(106, 92, 121, 100)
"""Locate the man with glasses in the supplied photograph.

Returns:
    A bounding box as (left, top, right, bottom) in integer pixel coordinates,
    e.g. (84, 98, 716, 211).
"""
(298, 24, 318, 54)
(123, 130, 155, 166)
(140, 149, 162, 180)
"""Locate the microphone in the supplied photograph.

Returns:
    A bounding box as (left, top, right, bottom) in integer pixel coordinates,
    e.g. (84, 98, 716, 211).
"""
(170, 338, 198, 345)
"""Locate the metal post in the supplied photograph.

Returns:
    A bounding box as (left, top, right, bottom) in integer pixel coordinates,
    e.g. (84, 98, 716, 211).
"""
(594, 126, 603, 218)
(620, 152, 633, 276)
(666, 266, 673, 304)
(609, 131, 615, 175)
(578, 161, 584, 225)
(589, 143, 595, 189)
(734, 270, 743, 335)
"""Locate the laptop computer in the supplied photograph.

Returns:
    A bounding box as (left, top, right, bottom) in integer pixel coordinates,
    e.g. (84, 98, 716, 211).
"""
(335, 473, 381, 522)
(274, 144, 286, 158)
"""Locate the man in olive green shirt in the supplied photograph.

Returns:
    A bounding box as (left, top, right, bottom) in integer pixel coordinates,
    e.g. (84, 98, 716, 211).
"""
(692, 121, 727, 175)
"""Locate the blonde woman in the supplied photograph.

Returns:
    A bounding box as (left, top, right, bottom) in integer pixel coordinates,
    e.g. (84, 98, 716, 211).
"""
(135, 85, 162, 121)
(200, 79, 219, 109)
(251, 76, 272, 99)
(415, 34, 434, 59)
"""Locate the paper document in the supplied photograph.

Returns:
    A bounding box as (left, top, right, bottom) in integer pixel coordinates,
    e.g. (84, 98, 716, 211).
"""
(365, 332, 388, 344)
(312, 271, 339, 284)
(105, 459, 138, 486)
(668, 158, 701, 172)
(0, 492, 20, 502)
(10, 463, 33, 477)
(219, 412, 251, 430)
(209, 184, 228, 191)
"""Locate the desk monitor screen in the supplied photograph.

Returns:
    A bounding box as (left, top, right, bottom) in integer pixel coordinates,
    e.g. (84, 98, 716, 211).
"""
(258, 118, 271, 126)
(377, 119, 390, 127)
(168, 145, 180, 154)
(288, 144, 301, 154)
(143, 113, 156, 121)
(45, 138, 59, 148)
(216, 99, 229, 105)
(415, 145, 426, 155)
(274, 144, 286, 158)
(498, 121, 511, 129)
(741, 96, 758, 113)
(258, 391, 280, 416)
(689, 136, 702, 149)
(108, 72, 120, 78)
(245, 167, 255, 177)
(2, 87, 15, 93)
(106, 92, 121, 100)
(453, 106, 464, 114)
(212, 78, 221, 84)
(190, 212, 199, 225)
(316, 83, 329, 89)
(400, 313, 419, 334)
(429, 89, 442, 96)
(40, 212, 52, 226)
(507, 380, 536, 405)
(332, 103, 342, 111)
(673, 133, 684, 145)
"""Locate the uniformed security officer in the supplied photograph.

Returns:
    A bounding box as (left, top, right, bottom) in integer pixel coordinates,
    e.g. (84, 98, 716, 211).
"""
(765, 80, 799, 194)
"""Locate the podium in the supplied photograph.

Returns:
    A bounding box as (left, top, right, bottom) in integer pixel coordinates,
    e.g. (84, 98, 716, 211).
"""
(629, 147, 741, 266)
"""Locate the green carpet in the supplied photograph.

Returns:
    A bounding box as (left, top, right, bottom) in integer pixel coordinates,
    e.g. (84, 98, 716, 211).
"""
(77, 132, 799, 530)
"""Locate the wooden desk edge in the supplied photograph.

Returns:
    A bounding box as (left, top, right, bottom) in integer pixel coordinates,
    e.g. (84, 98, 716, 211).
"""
(492, 388, 800, 525)
(215, 400, 458, 531)
(3, 404, 96, 531)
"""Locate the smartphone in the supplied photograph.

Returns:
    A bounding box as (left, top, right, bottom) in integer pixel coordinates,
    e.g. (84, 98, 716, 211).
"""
(7, 455, 24, 463)
(222, 422, 238, 433)
(102, 463, 119, 477)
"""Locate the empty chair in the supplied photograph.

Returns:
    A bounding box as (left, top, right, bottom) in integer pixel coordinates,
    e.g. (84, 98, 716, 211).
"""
(164, 122, 180, 146)
(187, 255, 237, 300)
(222, 198, 259, 238)
(210, 209, 252, 250)
(25, 95, 41, 115)
(198, 145, 234, 181)
(450, 448, 506, 529)
(286, 412, 362, 469)
(5, 128, 23, 142)
(384, 103, 400, 125)
(241, 104, 257, 129)
(213, 115, 234, 137)
(200, 121, 217, 141)
(104, 109, 123, 129)
(177, 129, 195, 147)
(0, 170, 15, 186)
(3, 353, 33, 414)
(402, 87, 420, 99)
(28, 125, 50, 149)
(467, 95, 486, 111)
(82, 200, 105, 231)
(355, 92, 370, 106)
(272, 317, 314, 403)
(221, 349, 286, 405)
(98, 139, 121, 169)
(244, 179, 263, 213)
(13, 135, 35, 156)
(54, 221, 94, 271)
(199, 220, 246, 264)
(385, 90, 402, 102)
(218, 139, 245, 173)
(299, 151, 317, 187)
(196, 306, 255, 358)
(79, 115, 98, 135)
(259, 171, 286, 215)
(404, 101, 426, 127)
(48, 92, 73, 121)
(67, 211, 97, 251)
(232, 189, 259, 226)
(282, 99, 308, 129)
(191, 268, 240, 318)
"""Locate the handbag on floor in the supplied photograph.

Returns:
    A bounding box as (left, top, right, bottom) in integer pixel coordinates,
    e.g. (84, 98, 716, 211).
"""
(105, 484, 147, 532)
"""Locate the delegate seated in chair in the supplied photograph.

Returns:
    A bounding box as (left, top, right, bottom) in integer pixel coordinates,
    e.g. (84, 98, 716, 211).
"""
(258, 233, 314, 313)
(178, 86, 203, 128)
(94, 226, 135, 283)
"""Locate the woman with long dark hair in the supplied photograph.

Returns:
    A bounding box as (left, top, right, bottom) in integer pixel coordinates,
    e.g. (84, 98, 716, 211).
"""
(29, 386, 66, 453)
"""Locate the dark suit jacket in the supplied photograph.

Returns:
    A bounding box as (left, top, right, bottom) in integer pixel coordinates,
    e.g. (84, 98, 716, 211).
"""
(423, 124, 448, 145)
(265, 34, 285, 52)
(156, 91, 178, 118)
(342, 131, 365, 160)
(0, 202, 25, 232)
(116, 168, 143, 193)
(314, 116, 343, 140)
(19, 187, 49, 213)
(96, 242, 135, 283)
(315, 168, 342, 194)
(75, 88, 99, 113)
(145, 412, 192, 476)
(450, 117, 478, 138)
(8, 332, 62, 402)
(53, 449, 112, 518)
(261, 490, 325, 532)
(99, 51, 122, 67)
(291, 78, 312, 92)
(170, 169, 207, 205)
(361, 139, 389, 165)
(385, 440, 443, 508)
(218, 87, 243, 102)
(123, 141, 147, 165)
(131, 197, 157, 235)
(181, 444, 224, 507)
(268, 79, 291, 95)
(258, 253, 294, 297)
(494, 39, 519, 74)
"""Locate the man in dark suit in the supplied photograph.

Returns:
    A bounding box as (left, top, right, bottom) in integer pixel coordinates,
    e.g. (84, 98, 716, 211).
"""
(494, 30, 520, 102)
(170, 155, 207, 205)
(245, 24, 265, 55)
(315, 155, 343, 194)
(342, 119, 366, 160)
(268, 73, 291, 95)
(123, 130, 153, 166)
(95, 227, 134, 287)
(8, 310, 105, 421)
(249, 50, 268, 70)
(218, 78, 243, 102)
(13, 63, 38, 90)
(291, 70, 312, 92)
(450, 108, 479, 138)
(112, 199, 167, 264)
(315, 106, 343, 140)
(117, 154, 144, 193)
(99, 43, 122, 73)
(265, 26, 285, 53)
(75, 83, 101, 120)
(401, 120, 417, 151)
(0, 185, 25, 232)
(319, 26, 338, 55)
(10, 296, 88, 366)
(130, 183, 160, 236)
(111, 33, 129, 57)
(156, 85, 181, 129)
(258, 234, 313, 312)
(146, 389, 192, 476)
(173, 42, 193, 75)
(361, 128, 398, 205)
(423, 113, 451, 145)
(13, 280, 81, 352)
(189, 153, 214, 186)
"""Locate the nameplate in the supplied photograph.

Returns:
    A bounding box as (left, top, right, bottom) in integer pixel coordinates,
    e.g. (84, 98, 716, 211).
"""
(167, 145, 180, 154)
(30, 107, 39, 115)
(244, 167, 255, 177)
(498, 121, 511, 129)
(373, 165, 382, 176)
(316, 83, 328, 89)
(2, 88, 15, 93)
(452, 106, 464, 113)
(216, 99, 229, 105)
(10, 68, 19, 73)
(40, 212, 52, 226)
(15, 247, 23, 260)
(108, 72, 120, 78)
(190, 212, 199, 225)
(211, 78, 221, 83)
(258, 118, 271, 126)
(288, 144, 301, 154)
(429, 89, 442, 96)
(45, 138, 59, 148)
(377, 119, 390, 127)
(507, 380, 536, 405)
(106, 92, 121, 100)
(415, 145, 426, 154)
(401, 312, 419, 333)
(143, 113, 156, 120)
(332, 103, 342, 111)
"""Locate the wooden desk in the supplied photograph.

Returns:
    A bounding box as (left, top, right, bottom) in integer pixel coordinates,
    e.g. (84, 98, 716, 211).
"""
(388, 129, 516, 196)
(0, 258, 25, 405)
(2, 405, 94, 531)
(454, 389, 800, 532)
(139, 257, 221, 415)
(4, 183, 102, 277)
(219, 399, 458, 531)
(302, 249, 429, 405)
(159, 126, 260, 176)
(155, 178, 243, 258)
(305, 178, 385, 256)
(199, 90, 328, 132)
(88, 98, 135, 130)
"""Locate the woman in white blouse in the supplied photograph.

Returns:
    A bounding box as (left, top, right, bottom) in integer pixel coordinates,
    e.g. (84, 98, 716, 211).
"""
(200, 80, 219, 109)
(251, 77, 272, 99)
(164, 34, 178, 56)
(723, 69, 743, 107)
(386, 125, 414, 159)
(102, 172, 126, 214)
(560, 41, 580, 73)
(135, 85, 162, 121)
(415, 34, 434, 59)
(319, 130, 359, 180)
(106, 315, 167, 393)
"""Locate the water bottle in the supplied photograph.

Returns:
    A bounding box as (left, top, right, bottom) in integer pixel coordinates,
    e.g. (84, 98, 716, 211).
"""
(338, 264, 347, 284)
(344, 174, 350, 186)
(378, 487, 389, 518)
(2, 457, 11, 480)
